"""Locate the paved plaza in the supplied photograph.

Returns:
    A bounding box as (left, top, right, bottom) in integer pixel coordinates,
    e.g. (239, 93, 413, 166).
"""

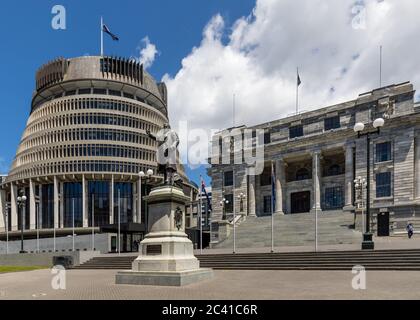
(0, 268, 419, 300)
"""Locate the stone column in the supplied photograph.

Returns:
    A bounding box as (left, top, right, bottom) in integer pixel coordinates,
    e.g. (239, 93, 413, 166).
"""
(82, 175, 88, 227)
(10, 184, 18, 231)
(248, 174, 256, 216)
(110, 176, 114, 224)
(312, 151, 322, 213)
(29, 179, 36, 230)
(415, 136, 420, 198)
(275, 159, 285, 215)
(344, 143, 355, 210)
(53, 176, 59, 229)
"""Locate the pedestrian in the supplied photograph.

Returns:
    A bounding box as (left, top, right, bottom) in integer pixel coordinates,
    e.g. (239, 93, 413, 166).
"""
(406, 222, 414, 239)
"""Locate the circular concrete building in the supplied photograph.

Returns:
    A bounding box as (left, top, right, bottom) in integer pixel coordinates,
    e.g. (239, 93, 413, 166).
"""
(0, 56, 197, 253)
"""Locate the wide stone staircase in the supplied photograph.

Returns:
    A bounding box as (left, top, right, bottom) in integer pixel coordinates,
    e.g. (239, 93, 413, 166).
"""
(213, 211, 361, 249)
(74, 249, 420, 270)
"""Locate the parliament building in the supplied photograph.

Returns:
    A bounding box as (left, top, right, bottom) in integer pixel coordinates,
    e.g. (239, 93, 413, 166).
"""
(0, 56, 197, 253)
(210, 81, 420, 240)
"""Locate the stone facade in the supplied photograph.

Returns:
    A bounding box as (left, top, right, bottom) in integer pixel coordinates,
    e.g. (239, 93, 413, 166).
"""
(209, 81, 420, 235)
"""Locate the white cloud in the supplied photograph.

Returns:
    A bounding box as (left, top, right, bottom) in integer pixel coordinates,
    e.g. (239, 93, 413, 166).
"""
(163, 0, 420, 140)
(137, 36, 158, 69)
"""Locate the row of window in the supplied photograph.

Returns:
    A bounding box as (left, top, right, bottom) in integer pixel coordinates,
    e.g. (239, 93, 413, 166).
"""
(26, 112, 159, 137)
(17, 144, 156, 167)
(30, 97, 165, 133)
(33, 87, 165, 115)
(11, 160, 156, 180)
(21, 128, 155, 151)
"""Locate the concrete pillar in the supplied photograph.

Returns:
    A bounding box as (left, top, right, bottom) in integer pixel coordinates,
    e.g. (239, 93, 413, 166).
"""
(312, 151, 322, 213)
(53, 176, 59, 229)
(248, 174, 256, 216)
(39, 184, 43, 228)
(275, 159, 285, 215)
(344, 144, 355, 210)
(415, 136, 420, 198)
(82, 175, 88, 227)
(133, 182, 137, 223)
(29, 179, 36, 229)
(59, 182, 64, 228)
(10, 184, 18, 231)
(110, 175, 114, 224)
(0, 189, 5, 229)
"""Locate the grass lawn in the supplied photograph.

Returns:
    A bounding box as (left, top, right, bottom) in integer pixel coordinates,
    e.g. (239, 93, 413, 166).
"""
(0, 266, 48, 273)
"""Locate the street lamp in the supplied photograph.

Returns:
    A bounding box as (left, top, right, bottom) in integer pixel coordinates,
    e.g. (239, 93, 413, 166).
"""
(354, 117, 385, 250)
(354, 176, 367, 233)
(17, 190, 27, 254)
(220, 198, 229, 220)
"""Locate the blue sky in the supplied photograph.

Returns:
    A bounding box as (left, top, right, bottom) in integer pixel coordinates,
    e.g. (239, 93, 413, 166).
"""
(0, 0, 255, 185)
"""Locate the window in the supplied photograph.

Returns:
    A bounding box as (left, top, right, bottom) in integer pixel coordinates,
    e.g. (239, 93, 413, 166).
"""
(224, 194, 233, 215)
(326, 164, 343, 177)
(296, 168, 310, 181)
(289, 125, 303, 138)
(78, 88, 91, 95)
(376, 172, 391, 198)
(376, 142, 392, 163)
(223, 171, 233, 187)
(324, 187, 344, 209)
(324, 116, 340, 131)
(65, 90, 76, 96)
(260, 166, 272, 186)
(109, 90, 121, 97)
(93, 88, 107, 95)
(263, 196, 272, 214)
(264, 131, 271, 144)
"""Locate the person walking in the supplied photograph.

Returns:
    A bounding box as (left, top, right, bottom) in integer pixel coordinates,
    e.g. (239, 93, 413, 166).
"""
(406, 222, 414, 239)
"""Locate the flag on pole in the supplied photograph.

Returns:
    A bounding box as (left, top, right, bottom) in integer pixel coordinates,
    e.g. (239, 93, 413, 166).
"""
(103, 24, 119, 41)
(297, 70, 302, 87)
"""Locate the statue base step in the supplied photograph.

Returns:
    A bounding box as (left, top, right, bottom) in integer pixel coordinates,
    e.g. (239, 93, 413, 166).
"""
(115, 268, 213, 287)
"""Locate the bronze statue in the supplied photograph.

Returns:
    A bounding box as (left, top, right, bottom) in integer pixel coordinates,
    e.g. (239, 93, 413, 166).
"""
(146, 123, 182, 186)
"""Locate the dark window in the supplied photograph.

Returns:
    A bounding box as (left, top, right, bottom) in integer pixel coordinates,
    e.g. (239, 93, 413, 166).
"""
(264, 131, 271, 144)
(324, 116, 340, 131)
(296, 168, 310, 181)
(78, 88, 91, 95)
(289, 125, 303, 138)
(93, 88, 107, 95)
(114, 183, 133, 224)
(263, 196, 272, 214)
(224, 194, 233, 215)
(376, 172, 391, 198)
(376, 142, 392, 163)
(63, 182, 83, 228)
(65, 90, 76, 96)
(260, 166, 272, 186)
(326, 164, 343, 177)
(109, 90, 121, 97)
(123, 92, 134, 99)
(223, 171, 233, 187)
(324, 187, 344, 209)
(41, 184, 55, 229)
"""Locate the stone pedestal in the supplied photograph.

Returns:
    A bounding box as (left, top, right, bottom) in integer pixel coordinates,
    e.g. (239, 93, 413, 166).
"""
(116, 185, 213, 286)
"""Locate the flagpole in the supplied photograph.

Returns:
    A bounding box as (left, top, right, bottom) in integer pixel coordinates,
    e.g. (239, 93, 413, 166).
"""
(296, 67, 299, 115)
(92, 194, 95, 251)
(315, 155, 318, 252)
(379, 45, 382, 88)
(100, 16, 104, 56)
(72, 198, 75, 252)
(118, 189, 121, 256)
(271, 161, 274, 253)
(199, 178, 203, 255)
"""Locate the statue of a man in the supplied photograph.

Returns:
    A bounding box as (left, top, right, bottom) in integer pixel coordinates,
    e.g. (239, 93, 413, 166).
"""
(147, 123, 180, 185)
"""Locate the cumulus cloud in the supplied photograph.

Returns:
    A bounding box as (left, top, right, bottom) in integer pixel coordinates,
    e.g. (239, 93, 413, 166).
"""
(137, 36, 158, 69)
(163, 0, 420, 166)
